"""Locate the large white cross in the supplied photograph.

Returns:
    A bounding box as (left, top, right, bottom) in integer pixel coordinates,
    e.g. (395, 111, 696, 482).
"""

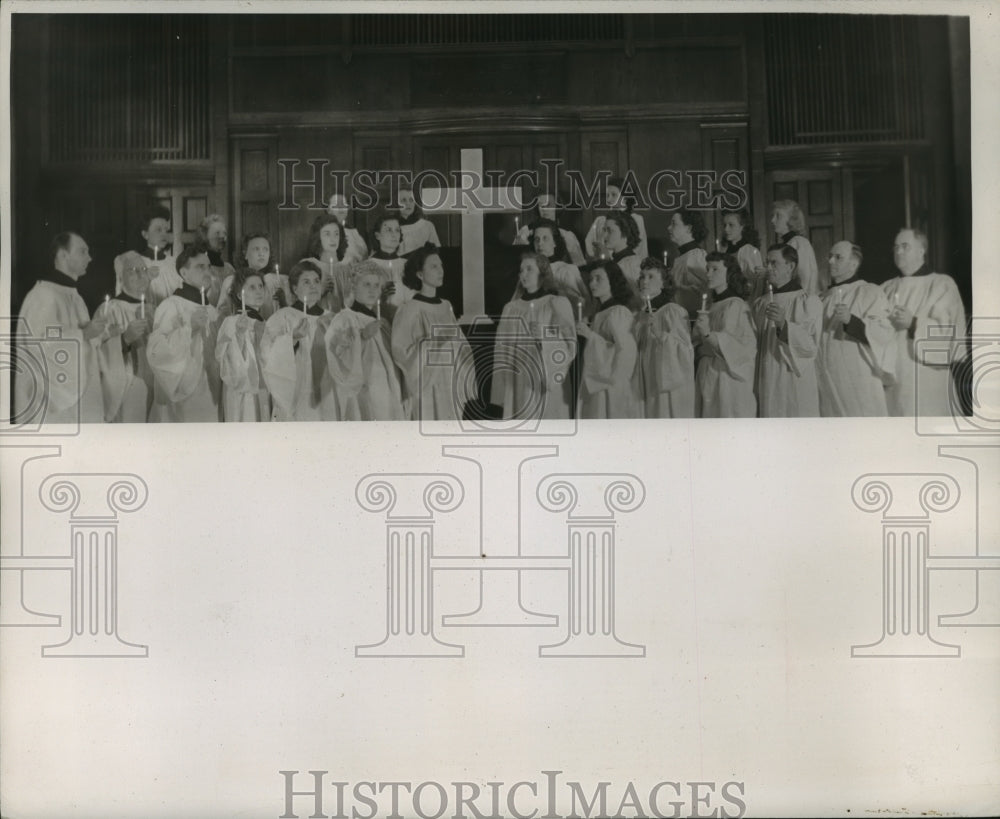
(422, 148, 523, 324)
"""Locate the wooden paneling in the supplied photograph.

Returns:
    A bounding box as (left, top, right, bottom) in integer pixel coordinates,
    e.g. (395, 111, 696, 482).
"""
(700, 122, 751, 250)
(232, 137, 279, 264)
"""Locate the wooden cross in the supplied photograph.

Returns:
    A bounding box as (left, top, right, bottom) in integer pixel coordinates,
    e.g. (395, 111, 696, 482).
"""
(422, 148, 522, 324)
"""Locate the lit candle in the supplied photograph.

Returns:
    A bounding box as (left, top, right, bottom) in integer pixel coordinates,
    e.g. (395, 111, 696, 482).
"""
(715, 238, 721, 252)
(241, 288, 246, 314)
(768, 282, 774, 303)
(302, 294, 308, 314)
(701, 292, 708, 312)
(893, 292, 899, 307)
(514, 215, 520, 232)
(200, 286, 206, 306)
(836, 287, 843, 304)
(376, 299, 381, 321)
(662, 250, 668, 266)
(645, 296, 652, 314)
(576, 300, 583, 323)
(104, 294, 110, 315)
(139, 293, 145, 319)
(153, 245, 159, 261)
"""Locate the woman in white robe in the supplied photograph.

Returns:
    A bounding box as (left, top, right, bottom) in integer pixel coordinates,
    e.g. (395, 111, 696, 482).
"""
(528, 219, 591, 314)
(721, 209, 765, 301)
(218, 233, 289, 320)
(693, 253, 757, 418)
(397, 186, 441, 255)
(770, 200, 820, 297)
(584, 176, 648, 260)
(303, 214, 352, 314)
(601, 212, 643, 306)
(575, 261, 641, 420)
(390, 246, 474, 421)
(633, 258, 695, 418)
(325, 265, 407, 421)
(215, 271, 271, 422)
(668, 209, 710, 318)
(327, 193, 369, 263)
(514, 194, 586, 266)
(491, 252, 577, 421)
(368, 212, 414, 315)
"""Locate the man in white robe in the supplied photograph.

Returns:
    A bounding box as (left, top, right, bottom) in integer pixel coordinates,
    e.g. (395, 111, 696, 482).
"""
(881, 228, 966, 417)
(14, 232, 106, 425)
(136, 205, 183, 308)
(195, 214, 235, 307)
(396, 186, 441, 256)
(752, 243, 822, 417)
(818, 241, 895, 417)
(146, 246, 221, 422)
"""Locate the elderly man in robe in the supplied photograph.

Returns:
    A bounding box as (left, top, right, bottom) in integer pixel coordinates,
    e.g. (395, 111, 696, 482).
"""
(817, 241, 895, 416)
(14, 232, 107, 424)
(881, 228, 966, 416)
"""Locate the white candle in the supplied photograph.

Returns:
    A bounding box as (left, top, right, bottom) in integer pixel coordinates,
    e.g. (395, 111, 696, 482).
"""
(200, 287, 205, 306)
(514, 215, 520, 232)
(376, 299, 381, 321)
(104, 294, 110, 315)
(241, 288, 246, 314)
(701, 293, 708, 312)
(893, 292, 899, 307)
(303, 295, 308, 314)
(153, 245, 159, 261)
(139, 293, 145, 319)
(836, 287, 844, 304)
(768, 283, 774, 303)
(576, 300, 583, 323)
(715, 238, 721, 252)
(645, 296, 652, 314)
(662, 251, 668, 266)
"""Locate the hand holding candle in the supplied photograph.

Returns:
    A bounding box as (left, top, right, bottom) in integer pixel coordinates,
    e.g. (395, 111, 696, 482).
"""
(576, 300, 583, 323)
(139, 294, 145, 319)
(241, 288, 246, 314)
(700, 292, 708, 313)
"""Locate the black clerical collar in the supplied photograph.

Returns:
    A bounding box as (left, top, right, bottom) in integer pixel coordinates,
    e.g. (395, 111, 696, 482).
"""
(521, 288, 554, 302)
(372, 249, 400, 261)
(611, 248, 634, 263)
(780, 231, 798, 244)
(677, 241, 701, 256)
(598, 297, 627, 312)
(138, 246, 169, 260)
(351, 302, 378, 319)
(240, 307, 265, 322)
(398, 212, 422, 226)
(412, 293, 442, 305)
(644, 292, 671, 311)
(291, 301, 324, 316)
(114, 291, 142, 304)
(909, 263, 932, 278)
(773, 277, 802, 295)
(207, 249, 226, 267)
(724, 239, 747, 254)
(829, 275, 862, 289)
(712, 288, 738, 302)
(37, 269, 80, 289)
(176, 282, 208, 305)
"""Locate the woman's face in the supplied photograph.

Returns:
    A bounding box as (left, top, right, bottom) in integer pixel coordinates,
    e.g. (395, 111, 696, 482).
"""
(603, 220, 626, 252)
(376, 220, 401, 253)
(418, 254, 445, 290)
(605, 185, 622, 209)
(241, 275, 268, 310)
(668, 213, 692, 244)
(770, 207, 790, 236)
(533, 227, 557, 259)
(519, 258, 541, 294)
(327, 195, 350, 224)
(244, 237, 270, 271)
(707, 259, 728, 292)
(589, 267, 611, 301)
(295, 270, 323, 307)
(354, 273, 382, 309)
(722, 214, 743, 244)
(320, 223, 341, 256)
(538, 195, 557, 221)
(639, 266, 664, 299)
(398, 190, 416, 219)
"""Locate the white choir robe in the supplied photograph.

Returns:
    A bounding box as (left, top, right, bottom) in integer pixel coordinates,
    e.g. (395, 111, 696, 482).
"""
(550, 260, 593, 317)
(733, 244, 766, 302)
(695, 296, 758, 418)
(515, 225, 586, 266)
(369, 256, 415, 314)
(207, 261, 235, 309)
(325, 308, 407, 421)
(95, 298, 154, 423)
(143, 253, 184, 310)
(308, 257, 353, 313)
(633, 301, 696, 418)
(14, 279, 104, 424)
(391, 298, 474, 421)
(752, 289, 823, 417)
(614, 252, 643, 291)
(670, 246, 709, 316)
(584, 213, 648, 259)
(215, 315, 271, 422)
(146, 296, 221, 422)
(579, 304, 641, 420)
(260, 307, 338, 421)
(344, 227, 369, 263)
(218, 270, 290, 319)
(490, 294, 577, 420)
(399, 218, 441, 255)
(818, 281, 895, 417)
(787, 235, 820, 297)
(881, 272, 966, 417)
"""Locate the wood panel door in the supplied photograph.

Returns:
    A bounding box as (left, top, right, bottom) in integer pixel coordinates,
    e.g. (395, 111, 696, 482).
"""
(231, 137, 279, 266)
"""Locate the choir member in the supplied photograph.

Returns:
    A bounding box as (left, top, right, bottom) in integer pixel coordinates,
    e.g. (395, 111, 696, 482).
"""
(136, 205, 183, 308)
(260, 260, 331, 422)
(770, 200, 820, 297)
(490, 251, 577, 421)
(390, 245, 474, 421)
(325, 263, 407, 421)
(752, 243, 822, 417)
(602, 212, 643, 299)
(215, 269, 271, 422)
(530, 218, 590, 310)
(818, 241, 895, 417)
(218, 233, 288, 319)
(668, 209, 710, 317)
(147, 245, 221, 422)
(693, 252, 757, 418)
(514, 193, 586, 265)
(720, 208, 765, 300)
(368, 212, 414, 312)
(96, 251, 154, 423)
(195, 214, 235, 307)
(397, 185, 441, 255)
(14, 232, 105, 424)
(881, 228, 966, 416)
(584, 177, 648, 259)
(633, 257, 696, 418)
(304, 213, 351, 313)
(575, 261, 641, 419)
(326, 192, 369, 263)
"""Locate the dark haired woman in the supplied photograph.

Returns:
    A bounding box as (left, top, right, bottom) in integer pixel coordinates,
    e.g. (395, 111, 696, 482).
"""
(720, 209, 765, 301)
(668, 209, 709, 317)
(390, 246, 473, 421)
(693, 252, 757, 418)
(602, 211, 643, 302)
(397, 185, 441, 256)
(529, 218, 590, 312)
(584, 177, 648, 260)
(515, 193, 586, 266)
(632, 257, 695, 418)
(304, 213, 351, 313)
(575, 261, 640, 419)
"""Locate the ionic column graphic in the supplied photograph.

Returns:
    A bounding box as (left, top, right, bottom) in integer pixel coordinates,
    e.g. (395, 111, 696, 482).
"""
(355, 474, 465, 657)
(36, 473, 149, 657)
(536, 474, 646, 657)
(851, 473, 961, 658)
